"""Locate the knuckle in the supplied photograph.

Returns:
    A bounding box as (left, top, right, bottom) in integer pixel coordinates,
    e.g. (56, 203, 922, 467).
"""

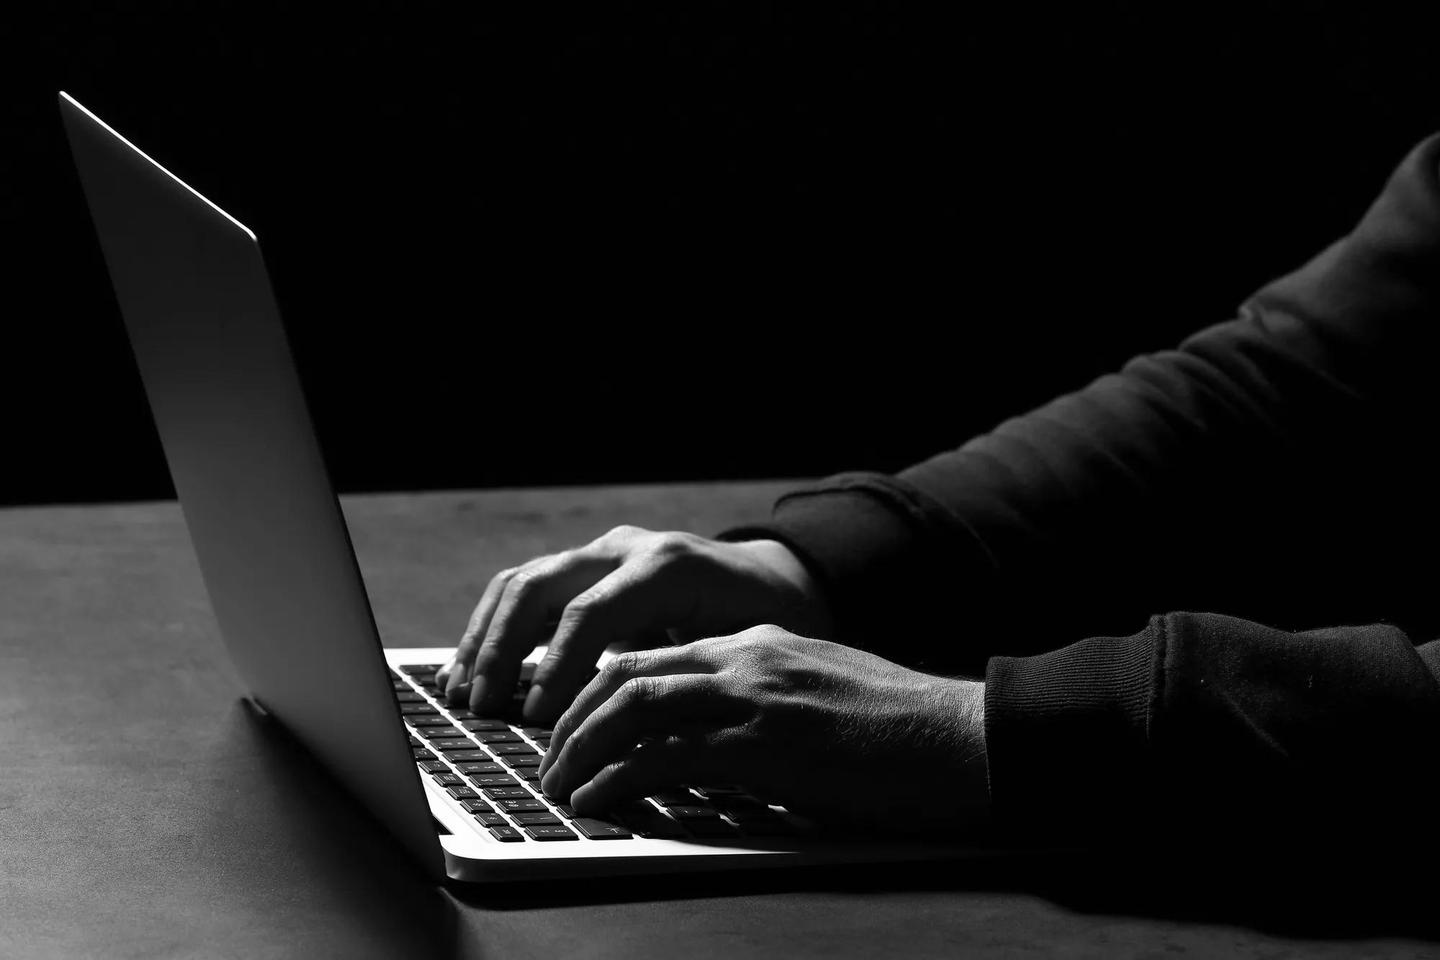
(644, 531, 703, 566)
(733, 631, 767, 657)
(471, 638, 507, 670)
(561, 589, 606, 625)
(535, 551, 572, 577)
(506, 568, 539, 595)
(599, 524, 646, 546)
(602, 651, 640, 681)
(649, 531, 687, 555)
(493, 567, 522, 587)
(619, 674, 662, 707)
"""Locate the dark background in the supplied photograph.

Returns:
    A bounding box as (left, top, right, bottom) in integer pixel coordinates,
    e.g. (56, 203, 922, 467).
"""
(5, 3, 1438, 506)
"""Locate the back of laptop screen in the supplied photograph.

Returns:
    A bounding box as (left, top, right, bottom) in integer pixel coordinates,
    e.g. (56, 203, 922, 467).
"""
(59, 92, 444, 878)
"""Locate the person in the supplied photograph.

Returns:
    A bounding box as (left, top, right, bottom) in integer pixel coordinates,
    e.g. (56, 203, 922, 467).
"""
(435, 133, 1440, 847)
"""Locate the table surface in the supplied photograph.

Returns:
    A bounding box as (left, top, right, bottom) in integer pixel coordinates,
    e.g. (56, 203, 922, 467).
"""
(4, 482, 1437, 960)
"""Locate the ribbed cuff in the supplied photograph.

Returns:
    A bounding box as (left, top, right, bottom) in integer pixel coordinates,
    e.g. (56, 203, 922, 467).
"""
(984, 616, 1163, 839)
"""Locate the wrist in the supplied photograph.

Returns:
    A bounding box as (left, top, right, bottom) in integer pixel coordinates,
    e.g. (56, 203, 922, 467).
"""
(735, 538, 836, 638)
(925, 677, 990, 820)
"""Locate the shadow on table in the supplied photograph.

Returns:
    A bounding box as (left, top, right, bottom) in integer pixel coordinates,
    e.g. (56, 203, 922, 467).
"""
(236, 701, 1438, 949)
(231, 700, 460, 957)
(452, 834, 1440, 944)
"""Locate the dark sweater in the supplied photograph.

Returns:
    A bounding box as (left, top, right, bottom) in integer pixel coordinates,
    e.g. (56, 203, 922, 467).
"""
(731, 134, 1440, 847)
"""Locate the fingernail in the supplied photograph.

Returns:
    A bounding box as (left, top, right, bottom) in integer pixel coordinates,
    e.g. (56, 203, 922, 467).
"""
(539, 764, 561, 800)
(523, 684, 546, 722)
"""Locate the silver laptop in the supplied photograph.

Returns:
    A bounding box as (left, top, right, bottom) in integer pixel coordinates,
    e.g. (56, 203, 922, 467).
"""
(60, 90, 989, 881)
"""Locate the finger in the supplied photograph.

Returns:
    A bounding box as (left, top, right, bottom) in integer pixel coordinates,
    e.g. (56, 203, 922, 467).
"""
(540, 674, 738, 800)
(468, 549, 618, 715)
(569, 735, 722, 816)
(440, 565, 521, 700)
(523, 554, 709, 723)
(540, 642, 725, 777)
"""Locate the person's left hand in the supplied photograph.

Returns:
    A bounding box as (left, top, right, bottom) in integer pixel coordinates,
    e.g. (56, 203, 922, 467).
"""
(537, 625, 990, 831)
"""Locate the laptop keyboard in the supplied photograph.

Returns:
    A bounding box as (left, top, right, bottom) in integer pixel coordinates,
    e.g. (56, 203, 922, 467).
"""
(394, 663, 802, 844)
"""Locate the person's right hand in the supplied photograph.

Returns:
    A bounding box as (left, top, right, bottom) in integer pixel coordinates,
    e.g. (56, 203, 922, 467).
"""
(433, 526, 834, 724)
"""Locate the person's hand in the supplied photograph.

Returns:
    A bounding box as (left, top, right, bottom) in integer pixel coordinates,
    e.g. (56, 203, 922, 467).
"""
(434, 527, 834, 723)
(536, 625, 989, 831)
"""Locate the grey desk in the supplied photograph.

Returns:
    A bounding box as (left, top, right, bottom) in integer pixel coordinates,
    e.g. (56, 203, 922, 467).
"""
(3, 483, 1435, 959)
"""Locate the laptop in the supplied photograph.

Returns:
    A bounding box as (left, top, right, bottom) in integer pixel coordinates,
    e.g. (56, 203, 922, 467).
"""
(59, 90, 990, 881)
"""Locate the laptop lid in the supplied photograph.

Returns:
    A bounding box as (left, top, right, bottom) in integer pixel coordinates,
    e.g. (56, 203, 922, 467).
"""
(58, 91, 445, 880)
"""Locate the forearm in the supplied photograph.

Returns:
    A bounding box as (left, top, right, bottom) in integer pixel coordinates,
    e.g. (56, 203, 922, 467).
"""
(985, 612, 1440, 849)
(739, 133, 1440, 672)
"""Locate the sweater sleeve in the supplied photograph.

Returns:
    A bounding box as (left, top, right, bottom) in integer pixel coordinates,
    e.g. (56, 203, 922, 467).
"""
(984, 613, 1440, 848)
(732, 133, 1440, 676)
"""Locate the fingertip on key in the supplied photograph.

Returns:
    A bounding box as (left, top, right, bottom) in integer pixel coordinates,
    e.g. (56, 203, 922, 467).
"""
(467, 677, 490, 713)
(539, 764, 564, 803)
(522, 683, 547, 723)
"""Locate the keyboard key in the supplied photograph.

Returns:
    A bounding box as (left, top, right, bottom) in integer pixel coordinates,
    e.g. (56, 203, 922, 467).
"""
(409, 736, 426, 748)
(552, 803, 577, 819)
(468, 774, 522, 788)
(489, 743, 538, 756)
(494, 797, 547, 813)
(406, 715, 454, 727)
(474, 811, 509, 827)
(446, 751, 492, 762)
(473, 731, 522, 744)
(650, 790, 698, 807)
(434, 739, 484, 752)
(461, 799, 495, 815)
(514, 769, 543, 782)
(620, 810, 688, 839)
(400, 704, 440, 715)
(572, 818, 633, 840)
(488, 825, 525, 842)
(454, 762, 505, 775)
(692, 784, 747, 798)
(412, 748, 436, 760)
(500, 755, 542, 768)
(419, 760, 451, 773)
(446, 786, 482, 800)
(459, 719, 510, 732)
(523, 825, 577, 841)
(447, 709, 480, 721)
(711, 795, 767, 811)
(395, 691, 426, 703)
(512, 811, 563, 826)
(481, 785, 534, 800)
(431, 772, 465, 787)
(666, 805, 720, 820)
(712, 799, 775, 822)
(416, 726, 467, 740)
(521, 727, 553, 738)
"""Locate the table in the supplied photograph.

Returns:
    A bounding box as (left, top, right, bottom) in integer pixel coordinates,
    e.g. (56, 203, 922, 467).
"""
(3, 483, 1436, 959)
